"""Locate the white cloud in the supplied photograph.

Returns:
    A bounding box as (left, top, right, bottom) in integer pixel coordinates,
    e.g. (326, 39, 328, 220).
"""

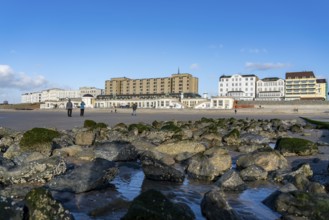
(190, 63, 200, 70)
(0, 64, 49, 90)
(245, 62, 290, 71)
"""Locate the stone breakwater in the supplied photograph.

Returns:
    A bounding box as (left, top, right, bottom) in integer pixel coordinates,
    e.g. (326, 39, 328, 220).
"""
(0, 117, 329, 219)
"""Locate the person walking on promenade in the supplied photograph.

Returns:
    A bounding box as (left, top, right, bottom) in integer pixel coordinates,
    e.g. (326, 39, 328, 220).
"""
(66, 99, 73, 117)
(132, 102, 137, 116)
(80, 100, 86, 117)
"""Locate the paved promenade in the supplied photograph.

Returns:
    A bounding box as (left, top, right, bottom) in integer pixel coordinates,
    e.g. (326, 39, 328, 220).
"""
(1, 108, 328, 131)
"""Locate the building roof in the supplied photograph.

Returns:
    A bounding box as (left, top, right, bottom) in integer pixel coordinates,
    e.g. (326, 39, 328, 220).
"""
(261, 77, 281, 81)
(285, 71, 315, 79)
(220, 74, 257, 79)
(316, 79, 327, 83)
(242, 74, 257, 77)
(83, 94, 94, 97)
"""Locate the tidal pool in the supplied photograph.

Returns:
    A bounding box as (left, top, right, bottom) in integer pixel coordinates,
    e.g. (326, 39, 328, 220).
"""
(53, 162, 281, 220)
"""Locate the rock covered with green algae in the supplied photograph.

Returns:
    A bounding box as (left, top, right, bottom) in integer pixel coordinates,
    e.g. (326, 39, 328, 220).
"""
(264, 190, 329, 220)
(24, 188, 74, 220)
(19, 127, 60, 156)
(275, 137, 318, 156)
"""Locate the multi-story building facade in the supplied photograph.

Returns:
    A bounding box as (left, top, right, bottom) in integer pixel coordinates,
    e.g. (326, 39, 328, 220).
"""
(316, 79, 328, 100)
(256, 77, 285, 101)
(21, 87, 103, 103)
(218, 74, 258, 100)
(21, 92, 42, 103)
(285, 71, 327, 100)
(105, 73, 198, 96)
(79, 87, 104, 97)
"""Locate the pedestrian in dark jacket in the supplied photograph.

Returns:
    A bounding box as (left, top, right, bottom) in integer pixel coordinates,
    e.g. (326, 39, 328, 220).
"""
(66, 99, 73, 117)
(132, 103, 137, 116)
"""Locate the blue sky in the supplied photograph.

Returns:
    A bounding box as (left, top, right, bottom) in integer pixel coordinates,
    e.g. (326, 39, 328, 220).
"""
(1, 0, 328, 103)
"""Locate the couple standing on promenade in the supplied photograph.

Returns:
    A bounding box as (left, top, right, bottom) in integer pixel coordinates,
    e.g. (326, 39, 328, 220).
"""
(66, 99, 85, 117)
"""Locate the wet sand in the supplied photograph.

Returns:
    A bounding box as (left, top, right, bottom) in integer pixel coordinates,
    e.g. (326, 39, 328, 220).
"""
(1, 108, 328, 131)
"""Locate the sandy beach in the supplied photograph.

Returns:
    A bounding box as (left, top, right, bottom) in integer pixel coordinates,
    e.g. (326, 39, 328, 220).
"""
(1, 108, 329, 131)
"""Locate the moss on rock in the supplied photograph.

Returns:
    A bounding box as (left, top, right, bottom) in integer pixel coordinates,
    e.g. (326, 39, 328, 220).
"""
(84, 119, 97, 128)
(275, 191, 329, 220)
(128, 123, 151, 133)
(160, 121, 182, 133)
(200, 117, 215, 123)
(84, 120, 108, 130)
(275, 137, 318, 156)
(19, 128, 60, 153)
(300, 117, 329, 129)
(25, 187, 73, 220)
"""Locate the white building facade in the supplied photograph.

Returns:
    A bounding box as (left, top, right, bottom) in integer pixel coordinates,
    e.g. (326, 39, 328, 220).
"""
(22, 87, 103, 103)
(79, 87, 104, 97)
(194, 97, 235, 109)
(218, 74, 258, 100)
(256, 77, 285, 101)
(94, 97, 184, 109)
(21, 92, 42, 103)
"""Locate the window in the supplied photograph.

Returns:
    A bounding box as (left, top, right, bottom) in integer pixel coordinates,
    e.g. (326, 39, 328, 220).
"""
(213, 100, 217, 107)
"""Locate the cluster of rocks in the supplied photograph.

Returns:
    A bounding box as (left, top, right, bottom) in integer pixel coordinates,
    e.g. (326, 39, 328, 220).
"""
(1, 117, 328, 219)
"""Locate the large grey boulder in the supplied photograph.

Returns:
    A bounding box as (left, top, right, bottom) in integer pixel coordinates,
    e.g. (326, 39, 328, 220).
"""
(145, 130, 176, 144)
(75, 128, 96, 146)
(240, 133, 270, 145)
(274, 163, 313, 183)
(199, 133, 223, 148)
(52, 145, 85, 157)
(154, 140, 206, 162)
(201, 187, 241, 220)
(236, 148, 288, 172)
(187, 147, 231, 181)
(223, 129, 241, 146)
(47, 158, 118, 193)
(140, 151, 184, 183)
(0, 128, 22, 151)
(94, 140, 138, 162)
(237, 144, 268, 153)
(290, 124, 303, 133)
(0, 136, 14, 150)
(0, 156, 67, 185)
(240, 165, 268, 181)
(263, 190, 329, 220)
(24, 188, 73, 220)
(215, 170, 246, 191)
(52, 133, 75, 148)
